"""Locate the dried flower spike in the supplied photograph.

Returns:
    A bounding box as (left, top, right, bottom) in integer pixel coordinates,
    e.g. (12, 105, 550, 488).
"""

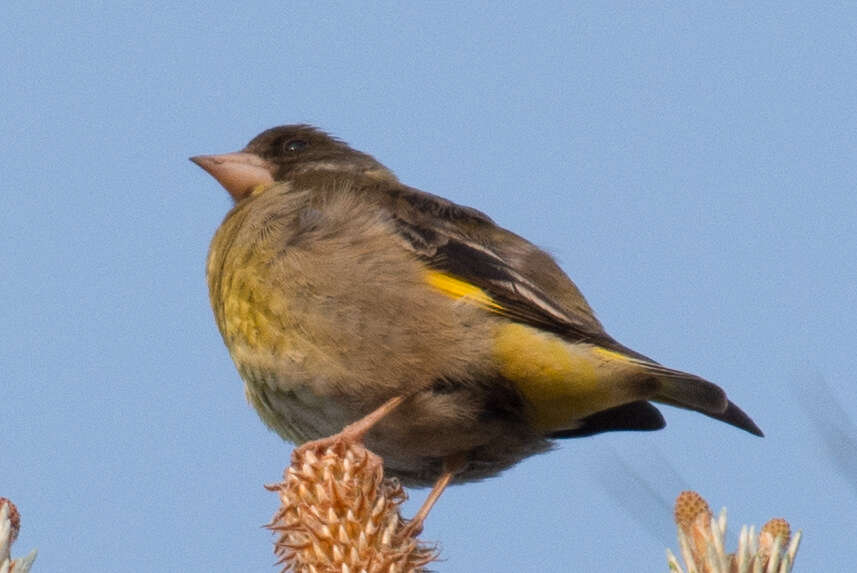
(673, 490, 717, 571)
(0, 500, 19, 547)
(268, 437, 437, 573)
(674, 490, 712, 529)
(666, 491, 801, 573)
(1, 498, 37, 573)
(758, 518, 791, 569)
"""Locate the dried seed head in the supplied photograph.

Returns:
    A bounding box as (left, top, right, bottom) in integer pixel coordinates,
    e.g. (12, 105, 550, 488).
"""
(674, 490, 715, 569)
(268, 438, 437, 572)
(0, 499, 19, 545)
(760, 518, 790, 547)
(667, 492, 801, 573)
(674, 490, 711, 530)
(759, 517, 791, 565)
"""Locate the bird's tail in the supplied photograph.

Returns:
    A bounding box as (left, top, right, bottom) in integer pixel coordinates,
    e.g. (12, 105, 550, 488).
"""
(493, 323, 763, 436)
(640, 360, 763, 436)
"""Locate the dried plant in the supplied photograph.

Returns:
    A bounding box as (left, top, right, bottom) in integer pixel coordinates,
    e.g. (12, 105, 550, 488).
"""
(667, 490, 801, 573)
(0, 498, 37, 573)
(267, 437, 437, 572)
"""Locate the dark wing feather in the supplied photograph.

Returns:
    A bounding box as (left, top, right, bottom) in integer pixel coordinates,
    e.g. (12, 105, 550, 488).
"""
(381, 184, 648, 358)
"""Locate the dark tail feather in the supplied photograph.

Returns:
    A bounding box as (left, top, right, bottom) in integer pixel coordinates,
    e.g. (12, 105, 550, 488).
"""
(647, 365, 764, 437)
(704, 399, 764, 437)
(550, 401, 666, 438)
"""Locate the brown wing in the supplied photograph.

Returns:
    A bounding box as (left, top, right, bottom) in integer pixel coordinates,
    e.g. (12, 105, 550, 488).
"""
(380, 183, 651, 359)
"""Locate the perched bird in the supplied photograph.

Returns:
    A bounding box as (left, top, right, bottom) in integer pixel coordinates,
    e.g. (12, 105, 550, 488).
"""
(191, 125, 761, 518)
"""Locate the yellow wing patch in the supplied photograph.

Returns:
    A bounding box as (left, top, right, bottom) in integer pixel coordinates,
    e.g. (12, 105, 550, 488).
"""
(424, 270, 504, 311)
(591, 346, 631, 363)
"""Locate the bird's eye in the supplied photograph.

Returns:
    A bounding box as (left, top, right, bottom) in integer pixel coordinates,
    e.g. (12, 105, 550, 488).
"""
(284, 139, 308, 152)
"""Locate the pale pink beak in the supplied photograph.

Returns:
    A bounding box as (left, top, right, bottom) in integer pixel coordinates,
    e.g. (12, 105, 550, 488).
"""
(190, 151, 275, 201)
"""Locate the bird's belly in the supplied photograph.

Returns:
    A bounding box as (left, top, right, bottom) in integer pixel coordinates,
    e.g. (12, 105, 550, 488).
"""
(234, 347, 551, 486)
(240, 365, 351, 445)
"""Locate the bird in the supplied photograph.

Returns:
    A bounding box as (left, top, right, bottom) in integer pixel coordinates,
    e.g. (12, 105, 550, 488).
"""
(191, 125, 761, 526)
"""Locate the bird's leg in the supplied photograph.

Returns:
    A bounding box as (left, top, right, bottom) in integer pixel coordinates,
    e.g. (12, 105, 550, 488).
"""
(403, 453, 467, 536)
(292, 396, 405, 460)
(339, 395, 406, 442)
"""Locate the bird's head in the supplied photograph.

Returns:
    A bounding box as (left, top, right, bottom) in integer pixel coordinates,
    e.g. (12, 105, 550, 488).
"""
(191, 124, 394, 201)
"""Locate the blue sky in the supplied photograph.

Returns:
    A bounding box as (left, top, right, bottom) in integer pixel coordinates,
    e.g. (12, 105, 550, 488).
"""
(3, 3, 855, 571)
